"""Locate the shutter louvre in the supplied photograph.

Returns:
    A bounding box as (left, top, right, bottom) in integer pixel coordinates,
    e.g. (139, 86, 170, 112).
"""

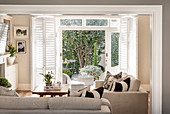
(120, 18, 128, 72)
(0, 22, 9, 54)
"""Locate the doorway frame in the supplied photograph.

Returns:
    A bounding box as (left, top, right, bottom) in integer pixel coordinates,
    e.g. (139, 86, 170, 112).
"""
(0, 5, 162, 114)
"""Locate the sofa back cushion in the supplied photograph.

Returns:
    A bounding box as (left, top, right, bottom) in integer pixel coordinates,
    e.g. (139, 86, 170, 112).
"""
(48, 97, 101, 110)
(0, 97, 49, 109)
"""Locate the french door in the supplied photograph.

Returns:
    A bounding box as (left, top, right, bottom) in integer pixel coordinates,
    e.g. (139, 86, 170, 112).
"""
(59, 27, 108, 83)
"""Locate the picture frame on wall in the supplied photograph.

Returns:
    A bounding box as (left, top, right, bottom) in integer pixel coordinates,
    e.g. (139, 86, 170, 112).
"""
(16, 40, 26, 53)
(14, 26, 29, 38)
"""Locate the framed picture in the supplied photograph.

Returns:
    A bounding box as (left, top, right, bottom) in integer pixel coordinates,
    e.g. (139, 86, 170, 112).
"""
(14, 26, 29, 38)
(16, 41, 26, 53)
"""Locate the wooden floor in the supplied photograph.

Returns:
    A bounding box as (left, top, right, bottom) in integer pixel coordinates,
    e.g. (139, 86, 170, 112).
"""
(16, 90, 150, 114)
(16, 90, 33, 97)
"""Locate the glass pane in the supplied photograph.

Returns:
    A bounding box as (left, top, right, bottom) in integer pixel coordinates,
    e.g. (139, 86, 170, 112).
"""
(60, 19, 82, 26)
(86, 19, 108, 26)
(62, 30, 105, 74)
(111, 32, 119, 67)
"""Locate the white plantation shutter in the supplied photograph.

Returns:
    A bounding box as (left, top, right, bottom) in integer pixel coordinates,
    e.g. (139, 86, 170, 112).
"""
(127, 17, 138, 78)
(0, 22, 8, 54)
(120, 17, 138, 77)
(120, 18, 128, 72)
(32, 17, 56, 87)
(45, 19, 56, 72)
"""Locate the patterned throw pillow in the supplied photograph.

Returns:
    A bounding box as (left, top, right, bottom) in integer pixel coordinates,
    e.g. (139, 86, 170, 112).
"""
(81, 87, 104, 98)
(108, 78, 131, 92)
(103, 71, 122, 89)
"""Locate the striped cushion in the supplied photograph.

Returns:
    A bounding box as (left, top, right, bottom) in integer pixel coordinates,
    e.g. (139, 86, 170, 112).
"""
(68, 86, 90, 97)
(81, 87, 104, 98)
(108, 78, 131, 92)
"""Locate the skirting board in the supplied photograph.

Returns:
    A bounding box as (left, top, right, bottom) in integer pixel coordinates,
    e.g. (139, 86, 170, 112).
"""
(141, 84, 150, 91)
(18, 84, 31, 90)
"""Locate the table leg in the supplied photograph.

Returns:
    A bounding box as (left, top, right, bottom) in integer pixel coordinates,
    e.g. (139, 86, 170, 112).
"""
(40, 95, 43, 97)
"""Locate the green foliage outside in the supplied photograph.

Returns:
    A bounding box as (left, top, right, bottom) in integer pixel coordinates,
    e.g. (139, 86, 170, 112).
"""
(86, 19, 108, 26)
(40, 72, 53, 83)
(79, 65, 103, 80)
(63, 69, 72, 78)
(62, 30, 105, 73)
(60, 19, 82, 26)
(93, 42, 98, 66)
(111, 33, 120, 67)
(0, 77, 12, 88)
(8, 44, 16, 57)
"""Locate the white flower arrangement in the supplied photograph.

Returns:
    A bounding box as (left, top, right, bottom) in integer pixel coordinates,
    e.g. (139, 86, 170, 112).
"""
(79, 65, 103, 80)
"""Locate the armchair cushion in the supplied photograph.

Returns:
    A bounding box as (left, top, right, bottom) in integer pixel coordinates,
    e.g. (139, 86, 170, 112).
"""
(108, 78, 131, 91)
(123, 75, 141, 91)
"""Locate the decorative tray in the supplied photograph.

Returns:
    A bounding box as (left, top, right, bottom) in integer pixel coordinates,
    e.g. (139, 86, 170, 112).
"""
(44, 85, 61, 91)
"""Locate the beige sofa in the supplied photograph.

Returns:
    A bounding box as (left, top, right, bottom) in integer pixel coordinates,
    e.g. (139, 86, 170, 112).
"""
(0, 96, 111, 114)
(95, 80, 148, 114)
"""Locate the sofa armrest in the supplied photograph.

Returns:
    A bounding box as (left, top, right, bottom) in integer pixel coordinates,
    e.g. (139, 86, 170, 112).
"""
(95, 80, 104, 88)
(103, 89, 148, 114)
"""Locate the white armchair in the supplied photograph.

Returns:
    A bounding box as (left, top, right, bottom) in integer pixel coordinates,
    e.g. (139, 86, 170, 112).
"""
(62, 73, 85, 91)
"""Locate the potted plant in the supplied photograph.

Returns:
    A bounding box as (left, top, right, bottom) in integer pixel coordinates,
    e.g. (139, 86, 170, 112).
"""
(0, 77, 12, 88)
(40, 72, 53, 86)
(79, 65, 103, 80)
(7, 44, 16, 65)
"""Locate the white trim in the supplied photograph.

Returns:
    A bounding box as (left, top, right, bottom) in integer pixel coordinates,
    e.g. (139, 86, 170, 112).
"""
(0, 5, 162, 114)
(18, 84, 31, 90)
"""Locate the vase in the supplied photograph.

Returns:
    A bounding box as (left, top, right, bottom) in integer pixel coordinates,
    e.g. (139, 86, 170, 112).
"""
(46, 82, 52, 86)
(7, 56, 16, 65)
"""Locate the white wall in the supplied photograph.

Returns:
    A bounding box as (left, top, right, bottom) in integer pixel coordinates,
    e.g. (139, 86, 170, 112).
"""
(138, 15, 150, 91)
(12, 15, 31, 90)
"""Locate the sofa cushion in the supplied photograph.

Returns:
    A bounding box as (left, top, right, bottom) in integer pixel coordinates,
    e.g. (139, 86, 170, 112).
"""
(81, 87, 104, 98)
(0, 97, 49, 109)
(123, 75, 141, 91)
(103, 71, 122, 89)
(0, 86, 19, 97)
(48, 97, 101, 110)
(68, 86, 90, 97)
(108, 78, 130, 92)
